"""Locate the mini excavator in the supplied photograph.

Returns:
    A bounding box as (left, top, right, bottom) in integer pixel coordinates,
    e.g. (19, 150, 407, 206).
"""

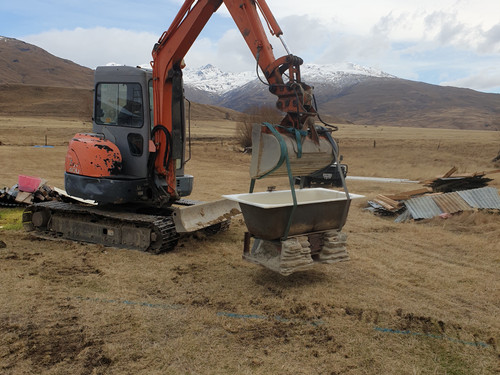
(24, 0, 354, 275)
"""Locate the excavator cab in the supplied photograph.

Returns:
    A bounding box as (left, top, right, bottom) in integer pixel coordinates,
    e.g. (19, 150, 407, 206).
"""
(64, 66, 193, 204)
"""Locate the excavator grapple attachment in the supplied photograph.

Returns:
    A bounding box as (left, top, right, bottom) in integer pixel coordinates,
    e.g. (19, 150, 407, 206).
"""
(250, 123, 335, 179)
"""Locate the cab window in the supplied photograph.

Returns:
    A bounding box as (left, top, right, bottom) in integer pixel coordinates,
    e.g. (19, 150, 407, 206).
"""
(95, 83, 143, 127)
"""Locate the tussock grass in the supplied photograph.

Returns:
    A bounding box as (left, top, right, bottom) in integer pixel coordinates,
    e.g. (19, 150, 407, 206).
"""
(423, 210, 500, 235)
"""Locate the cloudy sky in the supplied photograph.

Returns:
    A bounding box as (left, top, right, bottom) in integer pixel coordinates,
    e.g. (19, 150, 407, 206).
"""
(1, 0, 500, 93)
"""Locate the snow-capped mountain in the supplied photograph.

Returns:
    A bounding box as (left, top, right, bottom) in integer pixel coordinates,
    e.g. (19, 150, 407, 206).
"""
(183, 62, 394, 95)
(182, 62, 396, 111)
(301, 63, 394, 81)
(183, 64, 255, 95)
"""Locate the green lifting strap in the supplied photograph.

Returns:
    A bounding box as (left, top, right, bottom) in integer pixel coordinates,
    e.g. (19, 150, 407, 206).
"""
(275, 124, 307, 159)
(249, 122, 298, 240)
(249, 178, 256, 194)
(292, 128, 303, 158)
(249, 122, 287, 189)
(321, 127, 350, 232)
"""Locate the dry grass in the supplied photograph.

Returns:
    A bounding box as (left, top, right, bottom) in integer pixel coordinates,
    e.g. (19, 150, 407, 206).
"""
(0, 116, 499, 374)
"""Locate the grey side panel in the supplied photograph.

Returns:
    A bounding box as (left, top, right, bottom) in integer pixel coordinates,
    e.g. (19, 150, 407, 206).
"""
(65, 172, 148, 204)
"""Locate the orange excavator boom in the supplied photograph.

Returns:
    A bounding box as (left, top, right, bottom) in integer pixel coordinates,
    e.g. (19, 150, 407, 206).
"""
(151, 0, 317, 198)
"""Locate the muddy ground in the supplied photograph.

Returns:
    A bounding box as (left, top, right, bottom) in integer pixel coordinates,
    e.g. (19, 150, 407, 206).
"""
(0, 117, 499, 374)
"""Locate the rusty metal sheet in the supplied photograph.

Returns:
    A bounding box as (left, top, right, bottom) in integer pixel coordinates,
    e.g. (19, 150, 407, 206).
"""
(432, 192, 471, 214)
(458, 187, 500, 209)
(404, 187, 500, 220)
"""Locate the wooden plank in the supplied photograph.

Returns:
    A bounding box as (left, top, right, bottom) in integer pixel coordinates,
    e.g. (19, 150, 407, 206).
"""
(442, 166, 457, 178)
(374, 195, 401, 211)
(385, 187, 432, 201)
(451, 173, 484, 178)
(375, 194, 402, 208)
(15, 191, 33, 204)
(373, 199, 397, 211)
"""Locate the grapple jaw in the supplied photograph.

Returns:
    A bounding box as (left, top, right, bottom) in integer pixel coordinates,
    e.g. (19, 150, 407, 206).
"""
(250, 123, 335, 179)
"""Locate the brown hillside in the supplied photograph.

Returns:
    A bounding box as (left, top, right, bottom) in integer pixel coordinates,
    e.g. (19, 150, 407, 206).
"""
(0, 37, 248, 122)
(0, 84, 92, 120)
(211, 75, 500, 131)
(186, 101, 249, 122)
(322, 78, 500, 131)
(0, 36, 93, 88)
(0, 83, 249, 123)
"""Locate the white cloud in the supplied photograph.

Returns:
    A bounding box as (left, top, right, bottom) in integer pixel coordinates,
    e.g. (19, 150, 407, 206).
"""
(16, 0, 500, 93)
(21, 26, 269, 73)
(441, 66, 500, 92)
(478, 23, 500, 54)
(23, 27, 158, 69)
(214, 29, 258, 72)
(183, 37, 217, 69)
(182, 29, 258, 73)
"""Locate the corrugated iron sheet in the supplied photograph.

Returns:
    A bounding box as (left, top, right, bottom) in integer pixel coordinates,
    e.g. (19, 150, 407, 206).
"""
(394, 209, 411, 223)
(404, 196, 442, 219)
(432, 192, 471, 214)
(403, 187, 500, 221)
(457, 187, 500, 209)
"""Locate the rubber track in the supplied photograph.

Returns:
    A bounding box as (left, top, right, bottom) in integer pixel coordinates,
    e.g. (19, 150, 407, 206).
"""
(149, 215, 179, 253)
(24, 201, 179, 253)
(0, 201, 22, 208)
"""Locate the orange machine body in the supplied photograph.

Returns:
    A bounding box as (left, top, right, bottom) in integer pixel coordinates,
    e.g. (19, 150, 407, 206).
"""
(65, 133, 122, 178)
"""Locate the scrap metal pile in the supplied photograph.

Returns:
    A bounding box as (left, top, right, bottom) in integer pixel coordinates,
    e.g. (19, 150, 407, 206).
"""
(366, 167, 500, 222)
(421, 166, 494, 192)
(0, 175, 62, 207)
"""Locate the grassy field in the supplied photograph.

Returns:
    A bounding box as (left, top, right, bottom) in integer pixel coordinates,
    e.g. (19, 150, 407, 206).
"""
(0, 116, 499, 374)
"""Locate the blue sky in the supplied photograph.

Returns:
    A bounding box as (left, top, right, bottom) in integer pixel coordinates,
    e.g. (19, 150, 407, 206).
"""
(1, 0, 500, 93)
